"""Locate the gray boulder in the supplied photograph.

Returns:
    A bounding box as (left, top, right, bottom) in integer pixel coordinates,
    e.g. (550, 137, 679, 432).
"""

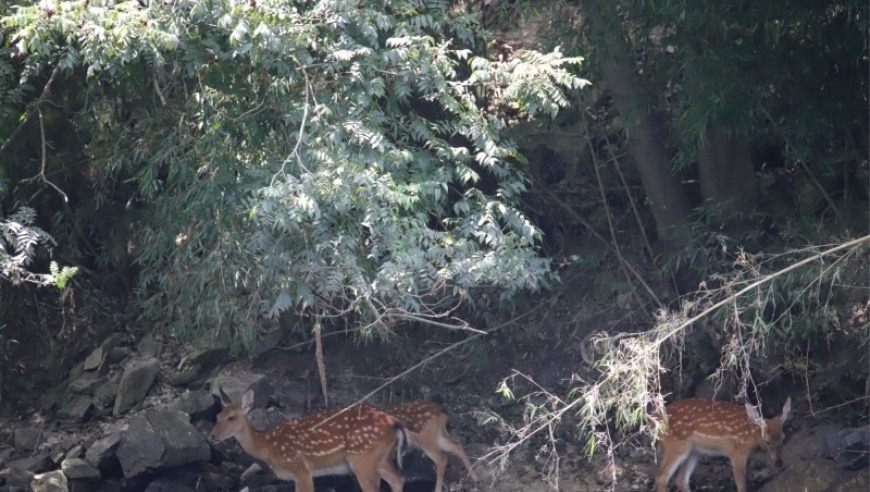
(60, 457, 100, 481)
(115, 410, 210, 478)
(30, 470, 68, 492)
(113, 357, 160, 417)
(85, 431, 122, 470)
(825, 426, 870, 470)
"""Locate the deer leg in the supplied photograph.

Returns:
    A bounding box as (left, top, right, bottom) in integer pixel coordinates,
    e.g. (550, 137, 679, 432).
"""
(439, 431, 479, 487)
(377, 455, 405, 492)
(673, 450, 698, 492)
(347, 454, 385, 492)
(421, 445, 448, 492)
(655, 442, 690, 492)
(730, 454, 750, 492)
(291, 472, 315, 492)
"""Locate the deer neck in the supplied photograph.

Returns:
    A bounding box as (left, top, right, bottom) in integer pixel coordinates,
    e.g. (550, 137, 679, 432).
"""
(234, 419, 270, 461)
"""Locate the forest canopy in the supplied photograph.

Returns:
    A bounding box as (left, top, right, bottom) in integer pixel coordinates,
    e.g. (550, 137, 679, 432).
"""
(0, 0, 588, 349)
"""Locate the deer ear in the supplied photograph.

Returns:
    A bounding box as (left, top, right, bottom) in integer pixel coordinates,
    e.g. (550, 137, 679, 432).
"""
(219, 386, 233, 406)
(745, 403, 764, 427)
(780, 397, 792, 422)
(241, 389, 255, 414)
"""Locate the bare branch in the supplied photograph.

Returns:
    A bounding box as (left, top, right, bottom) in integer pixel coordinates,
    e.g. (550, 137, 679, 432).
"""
(0, 63, 62, 158)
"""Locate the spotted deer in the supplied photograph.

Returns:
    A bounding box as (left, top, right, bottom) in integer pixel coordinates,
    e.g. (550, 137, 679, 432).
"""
(654, 397, 791, 492)
(387, 400, 479, 492)
(209, 388, 406, 492)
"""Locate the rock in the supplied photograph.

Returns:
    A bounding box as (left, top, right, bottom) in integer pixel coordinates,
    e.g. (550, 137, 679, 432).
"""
(757, 458, 840, 492)
(31, 470, 68, 492)
(51, 448, 66, 466)
(68, 373, 102, 396)
(143, 410, 211, 466)
(54, 435, 78, 455)
(248, 377, 307, 416)
(63, 446, 84, 461)
(136, 334, 162, 357)
(66, 362, 84, 384)
(115, 410, 210, 478)
(168, 391, 215, 422)
(0, 444, 14, 467)
(85, 432, 122, 470)
(246, 485, 304, 492)
(106, 347, 131, 366)
(112, 357, 160, 417)
(0, 465, 34, 488)
(246, 407, 291, 434)
(825, 426, 870, 470)
(13, 428, 43, 452)
(142, 478, 196, 492)
(67, 481, 102, 492)
(79, 480, 122, 492)
(833, 470, 870, 492)
(84, 335, 123, 373)
(92, 382, 118, 411)
(781, 422, 840, 463)
(58, 396, 94, 422)
(60, 458, 100, 481)
(115, 420, 170, 478)
(140, 463, 232, 492)
(5, 452, 53, 474)
(40, 382, 74, 414)
(166, 365, 202, 387)
(82, 349, 104, 373)
(208, 371, 265, 407)
(191, 462, 237, 491)
(189, 346, 230, 371)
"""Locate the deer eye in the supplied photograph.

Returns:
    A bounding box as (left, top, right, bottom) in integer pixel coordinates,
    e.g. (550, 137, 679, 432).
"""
(228, 415, 236, 421)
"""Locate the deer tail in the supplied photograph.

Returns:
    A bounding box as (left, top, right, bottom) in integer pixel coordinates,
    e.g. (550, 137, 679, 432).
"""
(393, 420, 406, 469)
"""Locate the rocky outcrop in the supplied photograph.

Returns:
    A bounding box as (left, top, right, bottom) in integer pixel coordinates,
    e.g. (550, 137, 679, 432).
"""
(113, 357, 161, 417)
(115, 410, 210, 477)
(825, 426, 870, 471)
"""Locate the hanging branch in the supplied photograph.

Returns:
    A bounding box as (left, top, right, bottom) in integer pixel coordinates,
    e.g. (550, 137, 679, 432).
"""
(35, 107, 69, 203)
(0, 62, 69, 202)
(0, 64, 61, 158)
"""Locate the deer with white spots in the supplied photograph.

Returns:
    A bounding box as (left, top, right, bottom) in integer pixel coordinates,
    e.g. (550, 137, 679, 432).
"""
(209, 388, 406, 492)
(654, 397, 791, 492)
(386, 400, 479, 492)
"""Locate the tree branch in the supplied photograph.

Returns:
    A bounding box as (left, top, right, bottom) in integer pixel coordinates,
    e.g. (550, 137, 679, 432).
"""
(0, 64, 62, 159)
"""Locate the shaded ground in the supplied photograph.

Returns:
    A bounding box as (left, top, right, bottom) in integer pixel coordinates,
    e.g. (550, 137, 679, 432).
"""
(0, 264, 867, 491)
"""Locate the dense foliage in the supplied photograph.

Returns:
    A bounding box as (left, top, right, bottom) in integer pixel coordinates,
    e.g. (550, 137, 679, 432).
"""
(477, 0, 869, 463)
(508, 0, 867, 246)
(0, 0, 587, 349)
(628, 0, 866, 161)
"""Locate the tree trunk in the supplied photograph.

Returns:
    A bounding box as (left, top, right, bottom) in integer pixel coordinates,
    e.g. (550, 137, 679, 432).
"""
(591, 12, 692, 244)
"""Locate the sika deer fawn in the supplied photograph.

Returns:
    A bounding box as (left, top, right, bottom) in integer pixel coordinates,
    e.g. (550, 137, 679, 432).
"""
(387, 400, 479, 492)
(209, 388, 406, 492)
(654, 397, 791, 492)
